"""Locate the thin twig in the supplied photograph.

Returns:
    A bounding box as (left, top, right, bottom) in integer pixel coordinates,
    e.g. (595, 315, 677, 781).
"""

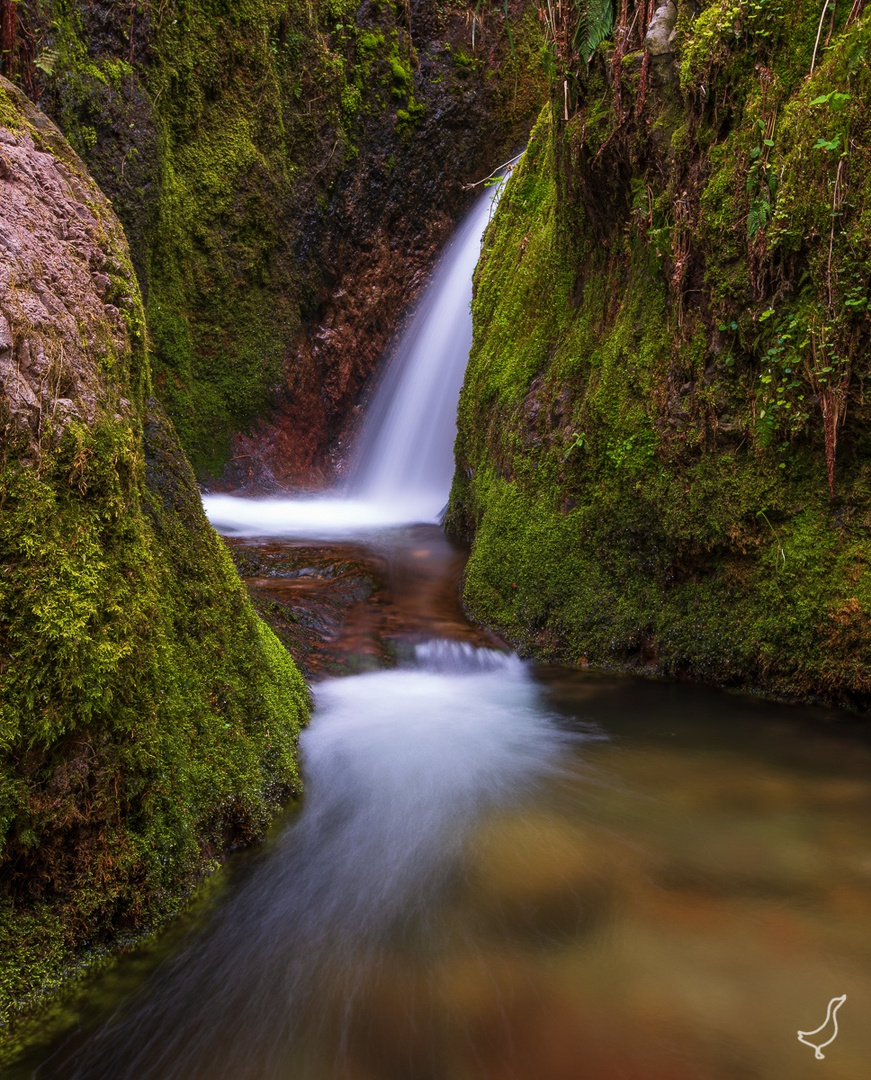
(827, 156, 844, 311)
(811, 0, 831, 74)
(463, 152, 524, 189)
(823, 0, 837, 48)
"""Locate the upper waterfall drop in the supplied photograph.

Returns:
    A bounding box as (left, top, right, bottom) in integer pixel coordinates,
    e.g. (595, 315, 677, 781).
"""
(202, 176, 507, 538)
(349, 186, 503, 514)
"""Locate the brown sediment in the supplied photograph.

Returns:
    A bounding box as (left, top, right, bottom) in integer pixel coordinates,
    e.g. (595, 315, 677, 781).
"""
(226, 525, 505, 679)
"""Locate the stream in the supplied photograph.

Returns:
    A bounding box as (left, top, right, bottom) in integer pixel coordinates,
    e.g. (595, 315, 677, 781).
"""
(9, 182, 871, 1080)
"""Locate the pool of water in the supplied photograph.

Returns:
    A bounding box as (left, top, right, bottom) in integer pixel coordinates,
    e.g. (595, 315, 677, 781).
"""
(9, 520, 871, 1080)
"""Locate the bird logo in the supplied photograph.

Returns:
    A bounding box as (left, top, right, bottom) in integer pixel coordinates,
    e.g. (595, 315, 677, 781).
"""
(797, 994, 847, 1060)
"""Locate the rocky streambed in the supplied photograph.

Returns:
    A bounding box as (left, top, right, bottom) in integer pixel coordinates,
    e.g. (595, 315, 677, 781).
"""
(225, 524, 503, 679)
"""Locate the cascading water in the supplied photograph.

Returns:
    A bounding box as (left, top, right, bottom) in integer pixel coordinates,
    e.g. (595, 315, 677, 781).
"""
(348, 192, 498, 511)
(203, 181, 504, 539)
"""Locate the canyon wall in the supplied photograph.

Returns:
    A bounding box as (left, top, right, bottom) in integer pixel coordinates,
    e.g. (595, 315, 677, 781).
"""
(5, 0, 544, 482)
(450, 0, 871, 708)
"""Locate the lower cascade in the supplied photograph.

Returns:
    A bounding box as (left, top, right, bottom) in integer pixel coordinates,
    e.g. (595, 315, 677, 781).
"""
(14, 176, 871, 1080)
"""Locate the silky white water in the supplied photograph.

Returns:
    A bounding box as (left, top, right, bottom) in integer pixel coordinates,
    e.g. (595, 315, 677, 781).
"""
(52, 644, 584, 1080)
(203, 182, 504, 540)
(348, 190, 498, 505)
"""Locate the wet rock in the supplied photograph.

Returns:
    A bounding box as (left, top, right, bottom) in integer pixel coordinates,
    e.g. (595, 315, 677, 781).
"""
(645, 1, 678, 56)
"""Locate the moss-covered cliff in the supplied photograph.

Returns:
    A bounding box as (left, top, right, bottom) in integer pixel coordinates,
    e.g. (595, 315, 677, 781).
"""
(5, 0, 543, 481)
(449, 1, 871, 709)
(0, 77, 308, 1043)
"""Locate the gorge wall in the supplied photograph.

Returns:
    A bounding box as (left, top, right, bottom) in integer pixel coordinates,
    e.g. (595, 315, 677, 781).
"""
(0, 77, 308, 1043)
(4, 0, 544, 484)
(449, 0, 871, 709)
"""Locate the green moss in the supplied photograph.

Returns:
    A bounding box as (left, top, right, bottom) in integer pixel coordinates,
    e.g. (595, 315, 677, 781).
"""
(0, 90, 309, 1046)
(389, 53, 413, 94)
(0, 85, 21, 129)
(358, 30, 386, 54)
(395, 99, 426, 136)
(450, 74, 871, 707)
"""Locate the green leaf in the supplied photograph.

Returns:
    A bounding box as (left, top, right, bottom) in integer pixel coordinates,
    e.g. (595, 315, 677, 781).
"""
(503, 0, 515, 56)
(575, 0, 615, 62)
(747, 199, 771, 238)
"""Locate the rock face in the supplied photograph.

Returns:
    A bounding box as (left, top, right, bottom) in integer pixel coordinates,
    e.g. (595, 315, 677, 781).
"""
(448, 2, 871, 709)
(6, 0, 544, 483)
(644, 1, 677, 55)
(0, 81, 140, 448)
(0, 77, 309, 1042)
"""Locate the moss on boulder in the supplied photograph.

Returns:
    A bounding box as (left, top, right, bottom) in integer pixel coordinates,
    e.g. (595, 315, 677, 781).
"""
(0, 77, 308, 1046)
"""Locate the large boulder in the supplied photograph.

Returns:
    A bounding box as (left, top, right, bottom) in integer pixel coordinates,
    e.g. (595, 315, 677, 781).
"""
(0, 76, 308, 1047)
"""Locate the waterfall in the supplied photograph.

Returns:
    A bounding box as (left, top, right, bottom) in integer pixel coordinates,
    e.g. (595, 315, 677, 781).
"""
(202, 180, 504, 538)
(349, 188, 501, 511)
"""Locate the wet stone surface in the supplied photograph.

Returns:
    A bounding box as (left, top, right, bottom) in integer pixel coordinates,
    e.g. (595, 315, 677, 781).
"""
(225, 525, 504, 679)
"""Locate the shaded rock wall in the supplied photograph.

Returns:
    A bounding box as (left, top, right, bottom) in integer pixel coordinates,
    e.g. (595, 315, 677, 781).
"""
(0, 77, 308, 1042)
(6, 0, 544, 482)
(449, 2, 871, 709)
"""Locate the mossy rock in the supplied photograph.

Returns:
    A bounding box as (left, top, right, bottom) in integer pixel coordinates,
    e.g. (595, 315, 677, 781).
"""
(449, 0, 871, 710)
(0, 79, 309, 1050)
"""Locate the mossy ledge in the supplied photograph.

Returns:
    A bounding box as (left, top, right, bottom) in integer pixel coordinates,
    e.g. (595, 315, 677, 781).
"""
(448, 2, 871, 711)
(0, 78, 308, 1052)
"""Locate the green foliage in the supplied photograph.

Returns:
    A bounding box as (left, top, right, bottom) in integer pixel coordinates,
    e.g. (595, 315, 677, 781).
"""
(575, 0, 615, 62)
(34, 48, 58, 76)
(745, 120, 777, 239)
